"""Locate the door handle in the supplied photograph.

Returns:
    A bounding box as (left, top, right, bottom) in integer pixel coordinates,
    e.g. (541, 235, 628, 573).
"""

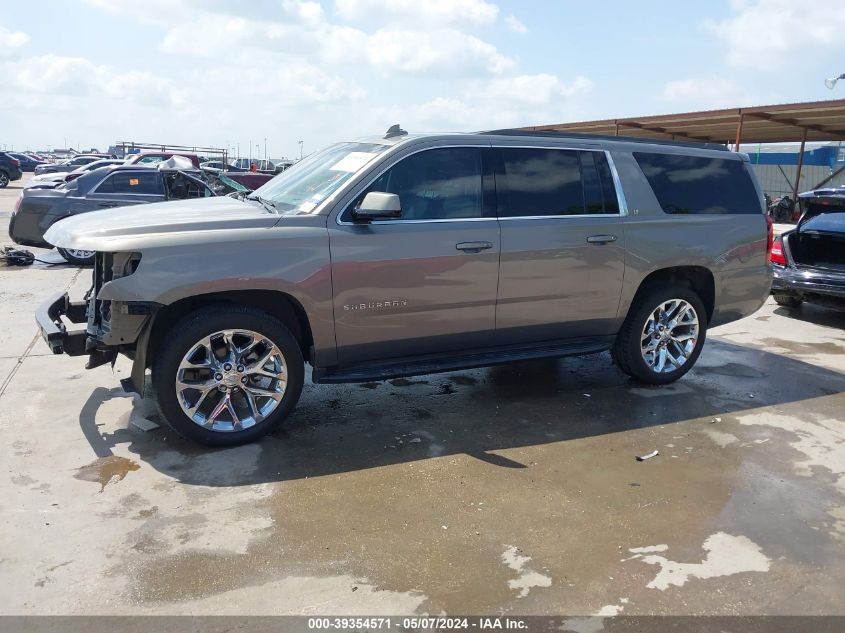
(98, 202, 118, 208)
(456, 241, 493, 253)
(586, 234, 617, 245)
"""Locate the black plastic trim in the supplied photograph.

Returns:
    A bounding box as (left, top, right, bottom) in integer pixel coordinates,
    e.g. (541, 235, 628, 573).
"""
(313, 337, 612, 383)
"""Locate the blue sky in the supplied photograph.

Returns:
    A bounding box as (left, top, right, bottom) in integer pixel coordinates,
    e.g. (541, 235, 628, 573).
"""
(1, 0, 844, 158)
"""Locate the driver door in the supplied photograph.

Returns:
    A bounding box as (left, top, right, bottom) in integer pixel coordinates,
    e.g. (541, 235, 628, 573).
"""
(327, 145, 500, 366)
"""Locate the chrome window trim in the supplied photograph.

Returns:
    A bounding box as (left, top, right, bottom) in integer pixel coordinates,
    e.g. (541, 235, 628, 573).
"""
(334, 143, 629, 226)
(498, 214, 621, 221)
(603, 150, 630, 217)
(87, 192, 166, 197)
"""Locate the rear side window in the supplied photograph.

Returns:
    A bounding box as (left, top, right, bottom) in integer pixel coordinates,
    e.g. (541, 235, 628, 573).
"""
(95, 171, 163, 195)
(634, 152, 761, 215)
(498, 148, 620, 217)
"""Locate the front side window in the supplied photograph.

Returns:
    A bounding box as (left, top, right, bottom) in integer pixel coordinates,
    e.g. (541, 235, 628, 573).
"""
(634, 152, 761, 215)
(94, 171, 163, 195)
(498, 148, 619, 217)
(360, 147, 483, 221)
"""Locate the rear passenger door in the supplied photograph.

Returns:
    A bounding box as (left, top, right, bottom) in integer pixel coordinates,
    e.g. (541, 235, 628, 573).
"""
(85, 170, 166, 210)
(494, 146, 626, 343)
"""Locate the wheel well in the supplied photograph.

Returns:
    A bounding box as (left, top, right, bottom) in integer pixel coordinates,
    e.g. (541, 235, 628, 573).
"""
(147, 290, 314, 366)
(633, 266, 715, 322)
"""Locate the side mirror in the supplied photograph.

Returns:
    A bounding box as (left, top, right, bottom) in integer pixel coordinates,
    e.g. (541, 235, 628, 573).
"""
(353, 191, 401, 222)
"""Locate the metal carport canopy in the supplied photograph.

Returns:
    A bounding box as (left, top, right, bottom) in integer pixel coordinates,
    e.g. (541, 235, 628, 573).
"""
(523, 99, 845, 146)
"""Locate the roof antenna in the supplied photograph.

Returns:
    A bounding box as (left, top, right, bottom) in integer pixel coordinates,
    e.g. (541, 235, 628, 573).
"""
(384, 124, 408, 139)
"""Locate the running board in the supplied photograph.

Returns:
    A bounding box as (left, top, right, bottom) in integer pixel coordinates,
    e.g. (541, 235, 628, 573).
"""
(313, 338, 612, 384)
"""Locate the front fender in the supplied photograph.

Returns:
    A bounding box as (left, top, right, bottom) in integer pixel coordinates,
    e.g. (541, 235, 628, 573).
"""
(98, 225, 336, 362)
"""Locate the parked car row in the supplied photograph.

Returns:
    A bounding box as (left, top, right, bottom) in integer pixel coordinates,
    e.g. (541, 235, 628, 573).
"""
(9, 157, 215, 264)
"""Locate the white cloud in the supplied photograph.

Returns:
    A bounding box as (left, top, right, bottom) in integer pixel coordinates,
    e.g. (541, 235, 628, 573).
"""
(0, 25, 29, 58)
(6, 54, 178, 106)
(365, 29, 515, 75)
(706, 0, 845, 69)
(391, 73, 594, 131)
(658, 76, 764, 109)
(479, 74, 592, 104)
(334, 0, 499, 27)
(159, 14, 515, 76)
(505, 14, 527, 34)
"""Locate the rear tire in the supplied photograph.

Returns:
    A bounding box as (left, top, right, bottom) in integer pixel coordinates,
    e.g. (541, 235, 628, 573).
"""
(773, 293, 802, 308)
(57, 248, 96, 266)
(0, 171, 9, 188)
(151, 305, 305, 446)
(613, 284, 707, 385)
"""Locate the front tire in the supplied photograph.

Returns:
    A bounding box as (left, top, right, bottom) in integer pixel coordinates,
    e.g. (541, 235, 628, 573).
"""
(613, 284, 707, 385)
(57, 248, 96, 266)
(152, 305, 304, 446)
(773, 293, 802, 308)
(0, 171, 9, 188)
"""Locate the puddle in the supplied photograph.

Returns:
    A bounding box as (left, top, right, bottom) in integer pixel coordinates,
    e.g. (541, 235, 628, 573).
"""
(389, 378, 429, 387)
(75, 456, 140, 492)
(627, 533, 770, 590)
(696, 363, 768, 378)
(760, 338, 844, 356)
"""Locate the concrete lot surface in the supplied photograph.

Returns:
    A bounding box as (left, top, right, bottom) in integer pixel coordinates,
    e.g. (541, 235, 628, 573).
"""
(2, 175, 845, 617)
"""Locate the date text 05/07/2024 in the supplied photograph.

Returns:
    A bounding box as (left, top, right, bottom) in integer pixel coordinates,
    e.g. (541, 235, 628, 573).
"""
(307, 617, 529, 630)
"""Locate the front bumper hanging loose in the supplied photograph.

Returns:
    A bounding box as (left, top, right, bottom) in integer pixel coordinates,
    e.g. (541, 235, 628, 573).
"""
(35, 292, 89, 356)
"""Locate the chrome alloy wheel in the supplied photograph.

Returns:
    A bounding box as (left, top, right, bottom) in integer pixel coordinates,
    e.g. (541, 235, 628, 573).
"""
(65, 249, 95, 259)
(640, 299, 699, 374)
(175, 329, 288, 432)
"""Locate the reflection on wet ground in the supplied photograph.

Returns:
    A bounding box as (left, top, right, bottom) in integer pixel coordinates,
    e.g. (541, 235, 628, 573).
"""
(4, 296, 845, 615)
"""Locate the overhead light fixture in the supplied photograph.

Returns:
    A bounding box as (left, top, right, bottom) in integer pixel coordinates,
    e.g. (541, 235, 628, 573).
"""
(825, 73, 845, 89)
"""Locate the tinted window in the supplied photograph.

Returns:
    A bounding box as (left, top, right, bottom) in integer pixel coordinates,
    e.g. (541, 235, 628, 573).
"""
(499, 148, 619, 217)
(95, 171, 163, 195)
(634, 152, 761, 215)
(363, 147, 483, 220)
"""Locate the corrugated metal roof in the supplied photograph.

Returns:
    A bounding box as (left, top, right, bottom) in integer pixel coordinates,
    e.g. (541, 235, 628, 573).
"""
(524, 99, 845, 145)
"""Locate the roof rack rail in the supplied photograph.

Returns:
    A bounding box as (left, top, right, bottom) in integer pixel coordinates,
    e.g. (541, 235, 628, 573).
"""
(479, 128, 730, 151)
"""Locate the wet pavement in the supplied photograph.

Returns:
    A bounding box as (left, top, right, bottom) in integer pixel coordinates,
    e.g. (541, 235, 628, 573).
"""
(2, 178, 845, 617)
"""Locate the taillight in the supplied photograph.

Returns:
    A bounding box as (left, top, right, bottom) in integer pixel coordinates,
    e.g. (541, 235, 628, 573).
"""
(765, 214, 773, 258)
(10, 158, 19, 167)
(769, 237, 787, 266)
(13, 194, 22, 215)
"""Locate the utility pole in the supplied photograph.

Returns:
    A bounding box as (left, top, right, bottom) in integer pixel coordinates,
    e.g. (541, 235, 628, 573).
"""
(264, 137, 267, 161)
(298, 140, 303, 160)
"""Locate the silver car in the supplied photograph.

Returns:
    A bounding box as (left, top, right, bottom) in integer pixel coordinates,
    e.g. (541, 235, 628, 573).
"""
(36, 128, 772, 446)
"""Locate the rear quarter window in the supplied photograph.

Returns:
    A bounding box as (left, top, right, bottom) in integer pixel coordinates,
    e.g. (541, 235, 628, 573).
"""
(634, 152, 761, 215)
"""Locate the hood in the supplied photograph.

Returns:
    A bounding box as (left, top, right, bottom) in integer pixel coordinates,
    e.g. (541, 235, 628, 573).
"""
(44, 196, 280, 251)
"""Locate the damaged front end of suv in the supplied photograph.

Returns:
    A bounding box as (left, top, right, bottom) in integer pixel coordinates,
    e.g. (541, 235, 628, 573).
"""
(37, 250, 158, 387)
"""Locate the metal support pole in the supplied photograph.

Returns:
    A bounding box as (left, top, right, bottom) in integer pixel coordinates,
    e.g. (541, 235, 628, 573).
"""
(614, 121, 619, 137)
(734, 111, 744, 152)
(792, 128, 808, 202)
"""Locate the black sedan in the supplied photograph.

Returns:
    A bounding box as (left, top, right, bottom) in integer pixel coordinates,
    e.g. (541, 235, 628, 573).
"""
(9, 163, 214, 264)
(7, 153, 45, 172)
(33, 155, 104, 175)
(770, 186, 845, 311)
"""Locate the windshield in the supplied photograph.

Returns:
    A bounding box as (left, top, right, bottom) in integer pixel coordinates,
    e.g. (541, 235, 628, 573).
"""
(251, 142, 388, 214)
